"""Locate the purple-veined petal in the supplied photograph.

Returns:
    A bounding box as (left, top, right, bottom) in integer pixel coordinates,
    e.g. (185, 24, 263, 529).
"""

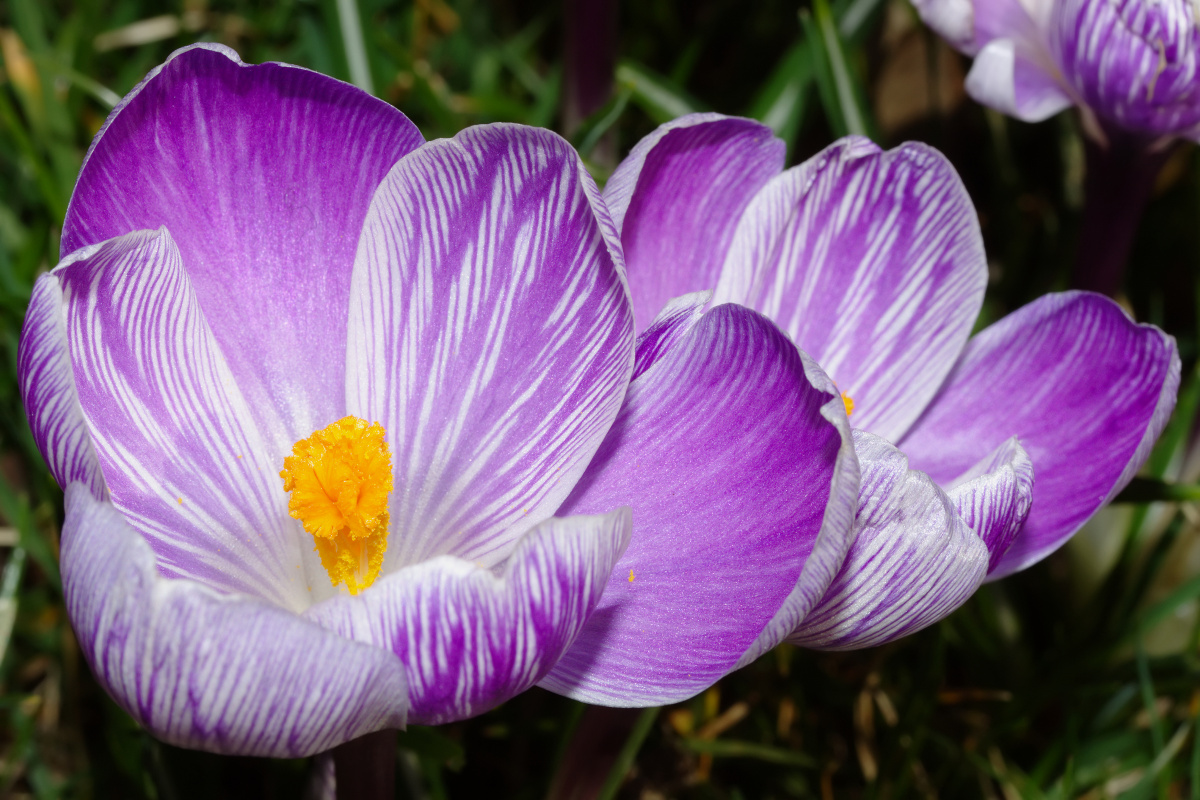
(946, 437, 1034, 573)
(58, 229, 314, 610)
(61, 43, 423, 454)
(789, 431, 989, 650)
(306, 508, 630, 725)
(19, 261, 107, 500)
(632, 291, 711, 380)
(965, 39, 1075, 122)
(1049, 0, 1200, 138)
(603, 113, 785, 332)
(712, 137, 987, 443)
(348, 124, 634, 570)
(900, 291, 1180, 579)
(538, 304, 858, 706)
(62, 484, 408, 757)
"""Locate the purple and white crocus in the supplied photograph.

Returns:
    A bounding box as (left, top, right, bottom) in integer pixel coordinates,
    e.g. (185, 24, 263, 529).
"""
(911, 0, 1200, 143)
(19, 47, 860, 754)
(536, 113, 1178, 703)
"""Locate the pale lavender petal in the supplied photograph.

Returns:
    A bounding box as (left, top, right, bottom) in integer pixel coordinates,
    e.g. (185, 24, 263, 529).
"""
(19, 263, 106, 500)
(1050, 0, 1200, 138)
(61, 44, 423, 454)
(62, 484, 408, 757)
(59, 229, 312, 610)
(306, 508, 630, 725)
(946, 437, 1034, 573)
(713, 137, 987, 443)
(348, 124, 634, 570)
(965, 39, 1075, 122)
(910, 0, 977, 54)
(901, 292, 1180, 579)
(538, 304, 858, 706)
(789, 431, 989, 650)
(603, 114, 785, 331)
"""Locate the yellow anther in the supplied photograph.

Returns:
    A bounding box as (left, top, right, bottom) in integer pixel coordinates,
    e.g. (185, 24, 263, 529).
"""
(841, 392, 855, 417)
(280, 416, 393, 595)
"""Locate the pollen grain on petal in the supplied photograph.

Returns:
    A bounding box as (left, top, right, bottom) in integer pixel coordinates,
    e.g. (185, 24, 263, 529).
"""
(280, 416, 393, 595)
(841, 391, 855, 417)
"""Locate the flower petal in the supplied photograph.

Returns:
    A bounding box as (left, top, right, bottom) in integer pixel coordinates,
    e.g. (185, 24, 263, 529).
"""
(538, 304, 858, 706)
(965, 39, 1074, 123)
(946, 437, 1034, 573)
(348, 124, 634, 570)
(603, 113, 785, 331)
(910, 0, 977, 54)
(631, 290, 711, 380)
(306, 508, 631, 725)
(58, 229, 312, 610)
(19, 262, 107, 500)
(62, 484, 408, 758)
(712, 137, 987, 443)
(61, 44, 423, 453)
(900, 292, 1180, 579)
(789, 431, 989, 650)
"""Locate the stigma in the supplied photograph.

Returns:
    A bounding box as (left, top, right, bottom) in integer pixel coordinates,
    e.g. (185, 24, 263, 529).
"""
(280, 416, 393, 595)
(841, 392, 855, 417)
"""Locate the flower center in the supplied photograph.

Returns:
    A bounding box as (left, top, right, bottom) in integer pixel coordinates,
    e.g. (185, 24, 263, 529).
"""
(841, 391, 855, 417)
(280, 416, 393, 595)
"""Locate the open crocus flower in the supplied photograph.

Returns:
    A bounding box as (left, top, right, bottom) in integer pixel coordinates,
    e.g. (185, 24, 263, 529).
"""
(20, 48, 861, 752)
(538, 113, 1178, 681)
(18, 43, 645, 754)
(911, 0, 1200, 142)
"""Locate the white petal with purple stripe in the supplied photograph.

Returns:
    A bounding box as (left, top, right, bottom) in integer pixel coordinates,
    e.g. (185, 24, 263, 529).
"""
(62, 484, 408, 758)
(306, 509, 630, 725)
(348, 124, 634, 571)
(713, 137, 987, 443)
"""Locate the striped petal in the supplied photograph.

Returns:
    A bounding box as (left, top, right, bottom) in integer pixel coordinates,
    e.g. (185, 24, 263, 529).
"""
(58, 229, 313, 611)
(347, 124, 634, 570)
(19, 262, 107, 500)
(712, 137, 987, 443)
(61, 44, 423, 455)
(947, 437, 1034, 573)
(901, 292, 1180, 579)
(603, 114, 785, 332)
(965, 39, 1074, 123)
(1049, 0, 1200, 138)
(538, 303, 858, 706)
(62, 484, 408, 758)
(631, 291, 711, 380)
(789, 431, 989, 650)
(305, 509, 630, 725)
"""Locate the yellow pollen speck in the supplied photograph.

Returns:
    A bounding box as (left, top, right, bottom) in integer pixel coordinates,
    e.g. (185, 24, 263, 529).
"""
(841, 392, 855, 417)
(280, 416, 392, 595)
(629, 569, 635, 583)
(176, 497, 183, 505)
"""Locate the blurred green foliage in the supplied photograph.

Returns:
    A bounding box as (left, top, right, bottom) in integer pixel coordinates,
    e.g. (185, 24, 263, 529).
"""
(2, 0, 1200, 798)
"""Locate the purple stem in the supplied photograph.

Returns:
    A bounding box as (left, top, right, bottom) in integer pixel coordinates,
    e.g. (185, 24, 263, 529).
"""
(1072, 130, 1175, 296)
(333, 729, 396, 800)
(546, 707, 643, 800)
(563, 0, 618, 162)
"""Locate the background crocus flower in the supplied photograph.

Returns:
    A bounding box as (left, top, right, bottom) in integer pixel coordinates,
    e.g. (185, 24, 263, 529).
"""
(547, 113, 1179, 667)
(910, 0, 1200, 141)
(19, 43, 645, 755)
(910, 0, 1200, 295)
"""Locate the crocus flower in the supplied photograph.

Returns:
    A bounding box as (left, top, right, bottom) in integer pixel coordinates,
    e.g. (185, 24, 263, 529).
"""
(20, 48, 860, 753)
(911, 0, 1200, 143)
(537, 113, 1178, 702)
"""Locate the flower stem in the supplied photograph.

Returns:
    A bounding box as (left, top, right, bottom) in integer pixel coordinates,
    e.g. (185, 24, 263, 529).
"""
(546, 706, 658, 800)
(333, 728, 396, 800)
(1072, 131, 1175, 296)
